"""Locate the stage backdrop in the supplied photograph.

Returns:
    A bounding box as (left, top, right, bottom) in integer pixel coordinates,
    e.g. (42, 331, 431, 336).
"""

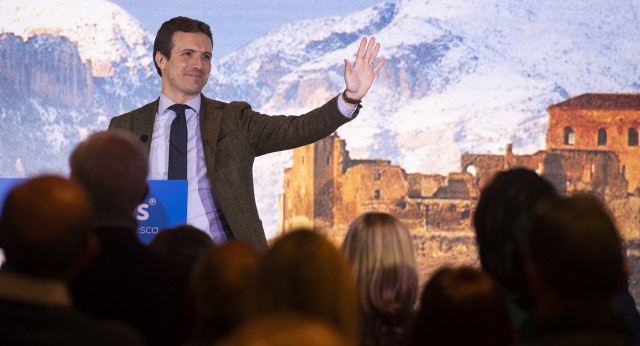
(1, 0, 640, 298)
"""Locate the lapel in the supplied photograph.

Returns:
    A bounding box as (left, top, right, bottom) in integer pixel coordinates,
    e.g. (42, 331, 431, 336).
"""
(198, 95, 223, 175)
(132, 99, 158, 159)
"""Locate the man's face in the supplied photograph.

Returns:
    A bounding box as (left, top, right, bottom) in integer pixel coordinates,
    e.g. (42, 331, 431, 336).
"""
(156, 31, 212, 103)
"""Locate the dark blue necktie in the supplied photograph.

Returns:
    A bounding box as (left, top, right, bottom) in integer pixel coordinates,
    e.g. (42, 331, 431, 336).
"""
(168, 104, 189, 180)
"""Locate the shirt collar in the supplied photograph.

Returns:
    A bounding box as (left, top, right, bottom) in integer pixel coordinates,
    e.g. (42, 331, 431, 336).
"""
(0, 271, 72, 307)
(158, 93, 201, 116)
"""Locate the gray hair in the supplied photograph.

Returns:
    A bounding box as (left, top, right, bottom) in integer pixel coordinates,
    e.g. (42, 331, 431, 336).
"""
(69, 129, 148, 215)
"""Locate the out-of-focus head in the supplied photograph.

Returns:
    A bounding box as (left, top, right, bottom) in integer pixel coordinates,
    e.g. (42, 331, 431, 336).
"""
(412, 266, 514, 346)
(247, 229, 358, 343)
(217, 312, 354, 346)
(473, 168, 558, 294)
(527, 194, 625, 309)
(190, 241, 260, 342)
(148, 224, 214, 266)
(0, 176, 94, 278)
(342, 212, 418, 320)
(153, 16, 213, 77)
(69, 129, 148, 215)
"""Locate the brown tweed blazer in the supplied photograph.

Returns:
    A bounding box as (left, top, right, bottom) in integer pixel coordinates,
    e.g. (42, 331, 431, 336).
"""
(108, 94, 357, 249)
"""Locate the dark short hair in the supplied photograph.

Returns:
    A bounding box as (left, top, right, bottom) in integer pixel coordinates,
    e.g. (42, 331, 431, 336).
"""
(153, 16, 213, 76)
(528, 194, 625, 301)
(412, 266, 514, 346)
(148, 224, 213, 266)
(473, 168, 558, 294)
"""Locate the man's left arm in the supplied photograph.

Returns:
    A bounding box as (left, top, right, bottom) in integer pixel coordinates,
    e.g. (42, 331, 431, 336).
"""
(238, 37, 385, 155)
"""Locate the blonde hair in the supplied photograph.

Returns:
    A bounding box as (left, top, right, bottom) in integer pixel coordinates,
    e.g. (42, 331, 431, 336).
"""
(342, 212, 418, 344)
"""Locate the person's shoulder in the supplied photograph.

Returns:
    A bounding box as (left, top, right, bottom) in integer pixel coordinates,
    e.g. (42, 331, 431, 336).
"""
(109, 99, 159, 128)
(108, 99, 159, 131)
(119, 99, 159, 118)
(68, 311, 146, 346)
(0, 299, 145, 346)
(200, 94, 251, 113)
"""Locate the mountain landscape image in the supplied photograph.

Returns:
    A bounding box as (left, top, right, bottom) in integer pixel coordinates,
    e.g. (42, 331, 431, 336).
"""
(2, 0, 640, 293)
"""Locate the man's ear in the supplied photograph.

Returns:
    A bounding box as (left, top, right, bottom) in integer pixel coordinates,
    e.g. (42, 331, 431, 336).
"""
(155, 51, 167, 72)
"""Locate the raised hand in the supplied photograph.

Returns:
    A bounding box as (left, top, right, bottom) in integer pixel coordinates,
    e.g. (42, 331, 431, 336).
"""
(343, 37, 386, 105)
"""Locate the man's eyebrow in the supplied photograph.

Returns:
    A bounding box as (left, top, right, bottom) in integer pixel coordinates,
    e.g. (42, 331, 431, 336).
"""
(179, 48, 211, 54)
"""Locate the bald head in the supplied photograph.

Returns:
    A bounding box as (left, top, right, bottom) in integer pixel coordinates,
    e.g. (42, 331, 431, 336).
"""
(0, 176, 92, 277)
(70, 130, 148, 215)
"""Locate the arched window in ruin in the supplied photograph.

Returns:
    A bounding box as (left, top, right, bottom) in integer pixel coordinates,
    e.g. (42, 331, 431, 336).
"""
(374, 189, 380, 200)
(465, 165, 477, 176)
(597, 128, 607, 146)
(564, 126, 575, 145)
(629, 128, 638, 146)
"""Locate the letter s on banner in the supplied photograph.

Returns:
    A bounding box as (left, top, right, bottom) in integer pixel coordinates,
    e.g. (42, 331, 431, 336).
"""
(136, 204, 150, 221)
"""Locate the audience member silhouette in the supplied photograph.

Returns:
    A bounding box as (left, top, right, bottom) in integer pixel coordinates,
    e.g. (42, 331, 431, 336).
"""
(68, 129, 191, 346)
(474, 168, 640, 341)
(521, 194, 635, 345)
(148, 224, 214, 266)
(245, 229, 358, 343)
(473, 168, 558, 339)
(411, 266, 515, 346)
(188, 240, 260, 345)
(217, 312, 355, 346)
(0, 176, 144, 345)
(342, 212, 418, 346)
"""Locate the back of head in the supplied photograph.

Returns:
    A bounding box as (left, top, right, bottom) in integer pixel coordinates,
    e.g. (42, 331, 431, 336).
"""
(153, 16, 212, 76)
(148, 225, 214, 266)
(248, 229, 358, 343)
(412, 266, 514, 346)
(528, 194, 625, 305)
(190, 241, 260, 342)
(69, 130, 148, 215)
(0, 176, 92, 278)
(473, 168, 558, 294)
(342, 212, 418, 341)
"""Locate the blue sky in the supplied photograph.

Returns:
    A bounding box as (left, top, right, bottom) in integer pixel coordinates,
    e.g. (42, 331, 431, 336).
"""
(111, 0, 392, 60)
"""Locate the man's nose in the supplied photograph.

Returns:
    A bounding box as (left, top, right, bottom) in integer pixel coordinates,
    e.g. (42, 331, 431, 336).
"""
(192, 57, 205, 70)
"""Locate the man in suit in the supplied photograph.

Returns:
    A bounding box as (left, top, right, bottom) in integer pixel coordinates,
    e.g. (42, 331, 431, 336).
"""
(109, 16, 385, 249)
(0, 175, 144, 345)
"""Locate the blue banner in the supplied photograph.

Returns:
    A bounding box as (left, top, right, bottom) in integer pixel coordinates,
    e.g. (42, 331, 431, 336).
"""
(135, 180, 188, 244)
(0, 178, 188, 245)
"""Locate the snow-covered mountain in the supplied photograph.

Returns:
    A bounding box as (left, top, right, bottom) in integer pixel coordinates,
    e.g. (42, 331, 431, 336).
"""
(1, 0, 639, 236)
(0, 0, 159, 178)
(0, 0, 154, 78)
